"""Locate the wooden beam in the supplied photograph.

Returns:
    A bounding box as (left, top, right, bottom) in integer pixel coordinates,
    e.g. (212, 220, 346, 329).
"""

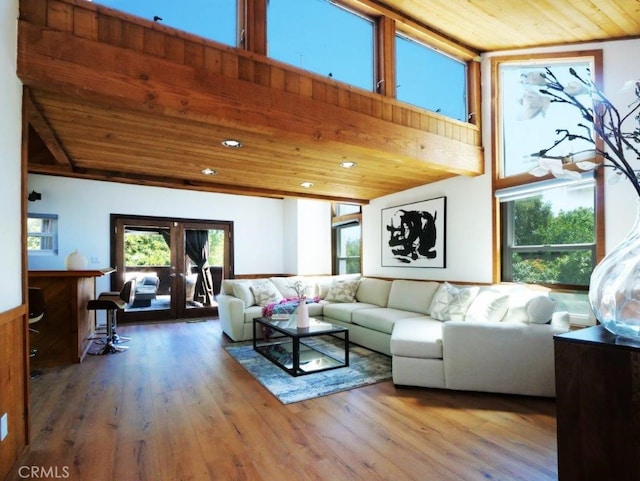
(376, 16, 396, 97)
(25, 88, 73, 167)
(28, 162, 370, 204)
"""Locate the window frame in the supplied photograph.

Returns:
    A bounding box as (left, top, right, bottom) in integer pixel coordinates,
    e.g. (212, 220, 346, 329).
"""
(27, 213, 59, 255)
(491, 50, 605, 288)
(331, 203, 362, 275)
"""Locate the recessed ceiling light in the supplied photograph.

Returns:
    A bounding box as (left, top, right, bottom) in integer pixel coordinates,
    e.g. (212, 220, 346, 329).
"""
(300, 182, 314, 188)
(221, 139, 243, 148)
(340, 161, 357, 168)
(201, 168, 217, 175)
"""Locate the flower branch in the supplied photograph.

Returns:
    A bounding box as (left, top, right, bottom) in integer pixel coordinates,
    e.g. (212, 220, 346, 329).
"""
(525, 67, 640, 198)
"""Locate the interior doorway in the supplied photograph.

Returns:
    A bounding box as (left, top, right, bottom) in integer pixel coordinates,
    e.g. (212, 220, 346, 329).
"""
(110, 214, 233, 322)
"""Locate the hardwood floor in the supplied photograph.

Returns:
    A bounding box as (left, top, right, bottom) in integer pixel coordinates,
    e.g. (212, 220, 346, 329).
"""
(9, 320, 558, 481)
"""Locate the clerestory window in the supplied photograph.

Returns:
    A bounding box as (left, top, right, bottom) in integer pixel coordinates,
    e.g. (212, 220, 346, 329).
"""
(88, 0, 238, 47)
(267, 0, 374, 91)
(395, 33, 467, 121)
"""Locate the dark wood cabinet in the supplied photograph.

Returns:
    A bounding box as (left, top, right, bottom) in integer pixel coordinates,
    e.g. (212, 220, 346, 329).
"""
(554, 326, 640, 481)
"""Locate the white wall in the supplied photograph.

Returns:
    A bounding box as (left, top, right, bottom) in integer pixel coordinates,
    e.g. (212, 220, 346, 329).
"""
(27, 174, 328, 293)
(363, 174, 492, 282)
(281, 198, 332, 275)
(0, 0, 21, 311)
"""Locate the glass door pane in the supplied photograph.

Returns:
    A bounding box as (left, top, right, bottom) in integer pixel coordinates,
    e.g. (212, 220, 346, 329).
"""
(123, 226, 172, 313)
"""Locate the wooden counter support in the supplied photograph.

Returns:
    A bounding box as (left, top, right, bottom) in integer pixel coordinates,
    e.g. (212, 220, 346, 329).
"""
(554, 325, 640, 481)
(28, 269, 114, 366)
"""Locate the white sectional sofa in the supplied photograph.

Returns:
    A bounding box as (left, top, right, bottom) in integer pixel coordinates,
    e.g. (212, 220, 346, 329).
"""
(217, 275, 570, 397)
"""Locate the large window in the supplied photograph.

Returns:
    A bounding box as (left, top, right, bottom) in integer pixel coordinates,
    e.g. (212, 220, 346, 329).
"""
(90, 0, 238, 47)
(497, 58, 594, 177)
(332, 204, 361, 275)
(498, 177, 596, 287)
(267, 0, 374, 91)
(27, 213, 58, 255)
(396, 33, 467, 121)
(492, 50, 603, 295)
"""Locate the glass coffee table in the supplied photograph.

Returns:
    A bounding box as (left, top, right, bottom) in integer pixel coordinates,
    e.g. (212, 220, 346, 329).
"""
(253, 316, 349, 376)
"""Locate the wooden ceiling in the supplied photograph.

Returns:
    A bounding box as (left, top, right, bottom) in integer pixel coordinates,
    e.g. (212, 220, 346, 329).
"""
(19, 0, 640, 204)
(384, 0, 640, 52)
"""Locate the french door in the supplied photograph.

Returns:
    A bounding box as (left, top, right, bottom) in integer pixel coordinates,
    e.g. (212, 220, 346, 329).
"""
(110, 214, 233, 322)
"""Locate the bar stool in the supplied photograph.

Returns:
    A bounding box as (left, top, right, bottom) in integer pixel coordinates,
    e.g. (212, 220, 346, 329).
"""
(87, 279, 135, 355)
(28, 287, 46, 378)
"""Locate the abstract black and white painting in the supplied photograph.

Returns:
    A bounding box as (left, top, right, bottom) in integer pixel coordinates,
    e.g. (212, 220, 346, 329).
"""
(381, 196, 446, 268)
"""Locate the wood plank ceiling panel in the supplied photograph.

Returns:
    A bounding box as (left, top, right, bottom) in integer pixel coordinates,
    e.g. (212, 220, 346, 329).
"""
(382, 0, 640, 51)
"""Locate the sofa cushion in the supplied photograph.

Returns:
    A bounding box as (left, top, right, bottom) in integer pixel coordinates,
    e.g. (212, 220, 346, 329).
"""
(251, 279, 284, 306)
(390, 317, 444, 359)
(386, 280, 440, 314)
(464, 290, 510, 323)
(322, 302, 380, 323)
(526, 296, 557, 324)
(504, 290, 556, 324)
(230, 280, 256, 307)
(356, 277, 392, 307)
(243, 305, 264, 324)
(325, 278, 361, 303)
(429, 283, 479, 321)
(352, 308, 423, 334)
(269, 276, 306, 298)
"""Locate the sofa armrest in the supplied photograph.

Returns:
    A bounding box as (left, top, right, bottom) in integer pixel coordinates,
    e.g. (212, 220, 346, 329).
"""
(217, 294, 247, 341)
(442, 320, 568, 397)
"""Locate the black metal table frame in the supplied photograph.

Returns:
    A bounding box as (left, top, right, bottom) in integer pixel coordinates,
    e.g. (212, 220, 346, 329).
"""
(252, 317, 349, 376)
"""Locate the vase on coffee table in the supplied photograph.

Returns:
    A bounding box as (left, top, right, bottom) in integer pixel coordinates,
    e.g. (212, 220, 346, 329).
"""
(296, 297, 310, 328)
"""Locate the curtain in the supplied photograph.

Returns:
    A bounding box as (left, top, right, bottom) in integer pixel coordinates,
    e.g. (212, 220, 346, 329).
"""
(185, 230, 214, 305)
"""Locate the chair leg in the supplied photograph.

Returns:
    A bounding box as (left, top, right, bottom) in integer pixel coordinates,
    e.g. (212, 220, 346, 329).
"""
(89, 310, 128, 355)
(111, 311, 130, 344)
(29, 349, 43, 379)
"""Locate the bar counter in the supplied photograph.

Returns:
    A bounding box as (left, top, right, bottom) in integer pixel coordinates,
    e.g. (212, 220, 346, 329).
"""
(28, 268, 114, 365)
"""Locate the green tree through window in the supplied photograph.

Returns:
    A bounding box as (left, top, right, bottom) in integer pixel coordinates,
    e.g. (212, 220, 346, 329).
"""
(508, 197, 595, 286)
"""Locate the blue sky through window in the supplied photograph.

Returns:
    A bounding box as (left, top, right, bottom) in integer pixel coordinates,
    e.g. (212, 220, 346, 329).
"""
(89, 0, 237, 46)
(396, 34, 467, 121)
(267, 0, 374, 91)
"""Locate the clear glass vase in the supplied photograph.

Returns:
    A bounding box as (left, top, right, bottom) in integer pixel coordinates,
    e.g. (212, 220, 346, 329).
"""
(589, 203, 640, 339)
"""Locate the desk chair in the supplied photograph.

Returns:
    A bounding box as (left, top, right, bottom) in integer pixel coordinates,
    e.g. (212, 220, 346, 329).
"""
(87, 279, 135, 355)
(28, 287, 46, 378)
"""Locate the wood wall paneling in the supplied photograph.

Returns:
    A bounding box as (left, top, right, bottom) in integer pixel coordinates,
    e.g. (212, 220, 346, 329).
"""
(0, 307, 29, 481)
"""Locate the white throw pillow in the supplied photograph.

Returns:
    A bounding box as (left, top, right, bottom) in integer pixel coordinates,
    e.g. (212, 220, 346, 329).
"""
(526, 296, 556, 324)
(231, 281, 256, 307)
(428, 284, 450, 320)
(325, 278, 360, 303)
(465, 290, 510, 323)
(429, 282, 479, 321)
(250, 279, 283, 307)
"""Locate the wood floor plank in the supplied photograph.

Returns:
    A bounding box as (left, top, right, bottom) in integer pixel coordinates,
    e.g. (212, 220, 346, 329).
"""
(8, 319, 558, 481)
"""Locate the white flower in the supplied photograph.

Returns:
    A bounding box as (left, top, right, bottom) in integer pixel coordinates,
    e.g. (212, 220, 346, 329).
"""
(529, 157, 582, 179)
(290, 280, 309, 298)
(563, 81, 589, 96)
(520, 71, 548, 86)
(517, 90, 551, 120)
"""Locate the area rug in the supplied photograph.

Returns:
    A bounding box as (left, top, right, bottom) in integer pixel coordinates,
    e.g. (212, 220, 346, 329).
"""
(224, 337, 392, 404)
